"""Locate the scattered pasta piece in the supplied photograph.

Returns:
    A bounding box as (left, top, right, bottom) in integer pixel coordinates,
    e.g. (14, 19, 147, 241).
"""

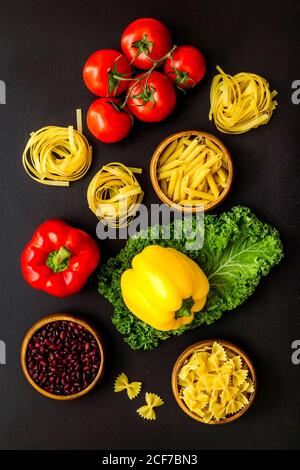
(137, 393, 164, 421)
(156, 134, 230, 209)
(209, 66, 278, 134)
(22, 109, 92, 186)
(114, 373, 142, 400)
(177, 342, 255, 423)
(87, 162, 144, 228)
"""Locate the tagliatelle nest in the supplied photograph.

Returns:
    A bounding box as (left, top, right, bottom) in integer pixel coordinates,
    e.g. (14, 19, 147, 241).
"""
(209, 66, 278, 134)
(87, 162, 144, 228)
(22, 109, 92, 186)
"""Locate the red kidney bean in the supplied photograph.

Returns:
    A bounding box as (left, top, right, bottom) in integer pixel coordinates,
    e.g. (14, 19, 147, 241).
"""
(55, 352, 62, 361)
(26, 320, 100, 396)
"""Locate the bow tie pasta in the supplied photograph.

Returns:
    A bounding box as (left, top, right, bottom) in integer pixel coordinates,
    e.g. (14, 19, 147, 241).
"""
(177, 342, 255, 423)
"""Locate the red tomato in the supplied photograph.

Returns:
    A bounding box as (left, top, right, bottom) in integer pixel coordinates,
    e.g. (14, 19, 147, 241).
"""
(163, 45, 206, 90)
(121, 18, 172, 70)
(83, 49, 132, 97)
(126, 71, 176, 122)
(87, 98, 133, 143)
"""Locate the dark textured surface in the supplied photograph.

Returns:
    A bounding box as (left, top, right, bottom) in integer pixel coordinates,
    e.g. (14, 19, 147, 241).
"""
(0, 0, 299, 450)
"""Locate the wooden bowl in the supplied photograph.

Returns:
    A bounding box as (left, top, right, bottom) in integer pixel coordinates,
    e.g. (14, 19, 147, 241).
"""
(150, 130, 233, 213)
(171, 339, 256, 424)
(21, 313, 105, 401)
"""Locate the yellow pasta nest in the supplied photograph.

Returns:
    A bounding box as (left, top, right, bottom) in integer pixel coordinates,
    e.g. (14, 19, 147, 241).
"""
(22, 109, 92, 186)
(209, 66, 278, 134)
(87, 162, 144, 228)
(177, 342, 255, 423)
(157, 134, 229, 208)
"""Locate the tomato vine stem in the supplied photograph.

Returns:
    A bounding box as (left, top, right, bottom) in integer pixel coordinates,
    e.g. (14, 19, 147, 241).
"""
(112, 45, 177, 109)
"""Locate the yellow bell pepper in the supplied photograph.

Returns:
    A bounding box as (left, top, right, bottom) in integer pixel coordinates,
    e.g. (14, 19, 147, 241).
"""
(121, 245, 209, 331)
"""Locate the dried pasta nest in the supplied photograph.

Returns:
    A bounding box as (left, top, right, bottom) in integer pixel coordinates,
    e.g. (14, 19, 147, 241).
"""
(87, 162, 144, 228)
(22, 109, 92, 186)
(209, 66, 278, 134)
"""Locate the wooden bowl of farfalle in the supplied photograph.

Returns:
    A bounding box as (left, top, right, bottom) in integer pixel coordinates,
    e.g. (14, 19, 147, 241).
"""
(171, 339, 256, 424)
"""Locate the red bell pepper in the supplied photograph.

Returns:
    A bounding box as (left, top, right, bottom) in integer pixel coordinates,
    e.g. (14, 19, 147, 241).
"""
(21, 220, 100, 297)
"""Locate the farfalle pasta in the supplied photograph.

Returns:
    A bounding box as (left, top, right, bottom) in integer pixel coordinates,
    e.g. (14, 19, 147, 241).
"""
(177, 342, 255, 423)
(137, 393, 164, 421)
(114, 373, 142, 400)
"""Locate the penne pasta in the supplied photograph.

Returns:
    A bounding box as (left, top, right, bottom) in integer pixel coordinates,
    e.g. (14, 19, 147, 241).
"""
(185, 188, 215, 201)
(215, 174, 227, 188)
(217, 168, 227, 182)
(206, 173, 219, 198)
(185, 150, 207, 174)
(157, 159, 181, 173)
(190, 168, 211, 189)
(164, 142, 186, 164)
(160, 179, 168, 194)
(167, 170, 178, 199)
(158, 139, 178, 166)
(178, 138, 199, 161)
(183, 144, 205, 164)
(173, 169, 183, 202)
(158, 170, 175, 180)
(180, 175, 189, 201)
(204, 138, 222, 155)
(157, 134, 230, 209)
(200, 155, 220, 170)
(179, 199, 207, 206)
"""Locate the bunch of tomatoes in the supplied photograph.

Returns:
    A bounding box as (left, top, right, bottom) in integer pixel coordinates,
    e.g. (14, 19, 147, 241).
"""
(83, 18, 206, 143)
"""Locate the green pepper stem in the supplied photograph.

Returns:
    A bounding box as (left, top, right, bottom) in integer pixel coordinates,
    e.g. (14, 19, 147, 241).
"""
(175, 297, 194, 318)
(46, 246, 71, 273)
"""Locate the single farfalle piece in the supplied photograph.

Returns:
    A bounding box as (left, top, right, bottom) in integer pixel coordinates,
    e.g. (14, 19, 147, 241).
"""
(212, 342, 227, 362)
(114, 373, 142, 400)
(137, 393, 164, 421)
(226, 399, 245, 415)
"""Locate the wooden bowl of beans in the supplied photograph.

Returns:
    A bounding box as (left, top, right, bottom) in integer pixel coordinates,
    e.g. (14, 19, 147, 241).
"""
(20, 314, 104, 400)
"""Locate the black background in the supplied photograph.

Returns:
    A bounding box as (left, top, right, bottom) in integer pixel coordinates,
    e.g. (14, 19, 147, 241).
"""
(0, 0, 299, 451)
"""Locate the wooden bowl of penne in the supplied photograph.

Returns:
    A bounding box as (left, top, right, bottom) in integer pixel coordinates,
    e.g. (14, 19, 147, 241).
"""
(150, 130, 233, 212)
